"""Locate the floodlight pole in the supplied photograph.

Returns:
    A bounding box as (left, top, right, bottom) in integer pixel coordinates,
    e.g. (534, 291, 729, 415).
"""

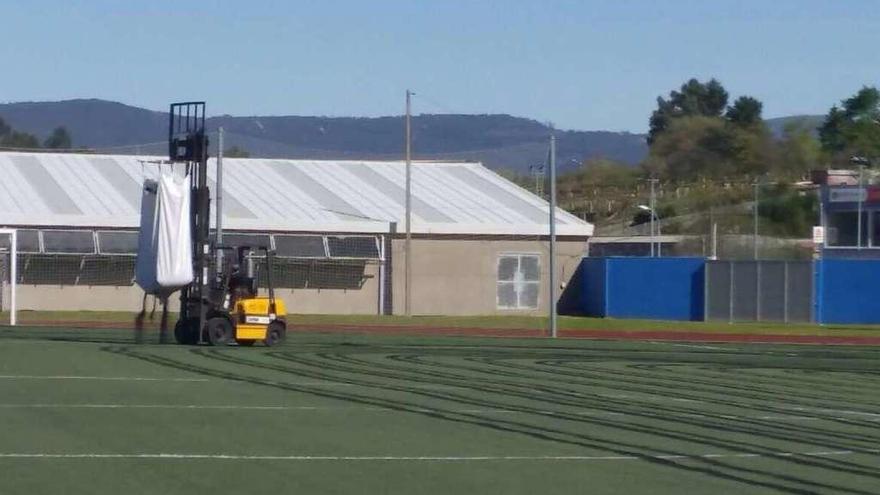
(404, 90, 413, 317)
(549, 134, 558, 339)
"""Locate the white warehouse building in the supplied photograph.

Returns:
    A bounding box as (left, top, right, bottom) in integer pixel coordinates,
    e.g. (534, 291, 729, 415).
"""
(0, 151, 593, 316)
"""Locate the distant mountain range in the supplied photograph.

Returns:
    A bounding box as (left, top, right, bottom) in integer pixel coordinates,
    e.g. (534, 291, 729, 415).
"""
(0, 99, 825, 174)
(0, 99, 646, 174)
(764, 115, 824, 137)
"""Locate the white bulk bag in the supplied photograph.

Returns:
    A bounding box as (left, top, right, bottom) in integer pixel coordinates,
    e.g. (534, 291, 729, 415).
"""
(156, 171, 194, 287)
(136, 170, 194, 294)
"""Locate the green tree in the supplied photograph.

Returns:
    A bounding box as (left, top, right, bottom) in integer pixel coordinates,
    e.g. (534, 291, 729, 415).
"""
(1, 131, 40, 149)
(725, 96, 763, 127)
(0, 116, 41, 149)
(758, 183, 818, 237)
(819, 86, 880, 162)
(646, 116, 773, 181)
(648, 78, 729, 144)
(223, 145, 250, 158)
(776, 121, 821, 177)
(43, 126, 72, 149)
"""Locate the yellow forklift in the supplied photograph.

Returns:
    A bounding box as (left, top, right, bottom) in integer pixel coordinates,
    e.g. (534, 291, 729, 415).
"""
(167, 102, 287, 346)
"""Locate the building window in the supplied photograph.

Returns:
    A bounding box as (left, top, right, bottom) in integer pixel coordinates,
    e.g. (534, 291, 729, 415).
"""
(827, 211, 869, 247)
(497, 254, 540, 310)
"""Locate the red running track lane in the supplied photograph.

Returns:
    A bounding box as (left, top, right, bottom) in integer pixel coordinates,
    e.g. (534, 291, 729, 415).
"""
(301, 323, 880, 346)
(14, 321, 880, 346)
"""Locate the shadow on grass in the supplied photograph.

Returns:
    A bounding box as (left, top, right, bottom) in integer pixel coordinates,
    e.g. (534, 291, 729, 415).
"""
(0, 324, 172, 345)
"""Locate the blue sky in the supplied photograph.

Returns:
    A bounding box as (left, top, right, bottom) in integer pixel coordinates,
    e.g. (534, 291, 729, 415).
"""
(0, 0, 877, 132)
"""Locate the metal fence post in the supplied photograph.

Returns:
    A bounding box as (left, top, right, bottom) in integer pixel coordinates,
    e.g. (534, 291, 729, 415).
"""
(755, 261, 762, 321)
(703, 260, 710, 322)
(812, 259, 820, 324)
(783, 261, 790, 323)
(729, 261, 735, 323)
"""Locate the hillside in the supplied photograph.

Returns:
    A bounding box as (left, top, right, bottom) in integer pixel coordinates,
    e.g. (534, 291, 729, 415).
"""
(0, 99, 647, 172)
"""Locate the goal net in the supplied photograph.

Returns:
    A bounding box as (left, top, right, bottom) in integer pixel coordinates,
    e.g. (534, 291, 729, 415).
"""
(0, 229, 17, 326)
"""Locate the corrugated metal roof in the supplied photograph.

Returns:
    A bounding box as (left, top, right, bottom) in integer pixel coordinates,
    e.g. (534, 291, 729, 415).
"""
(0, 152, 593, 236)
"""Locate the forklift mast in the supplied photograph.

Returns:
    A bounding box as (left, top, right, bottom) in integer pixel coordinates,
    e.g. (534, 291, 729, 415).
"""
(168, 102, 210, 342)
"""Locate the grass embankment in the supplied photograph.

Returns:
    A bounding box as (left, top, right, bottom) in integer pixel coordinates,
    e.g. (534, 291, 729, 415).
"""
(3, 310, 880, 337)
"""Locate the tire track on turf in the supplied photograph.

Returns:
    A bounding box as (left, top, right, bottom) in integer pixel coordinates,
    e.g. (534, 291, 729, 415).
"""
(214, 347, 880, 493)
(104, 345, 851, 495)
(312, 349, 880, 477)
(383, 352, 880, 446)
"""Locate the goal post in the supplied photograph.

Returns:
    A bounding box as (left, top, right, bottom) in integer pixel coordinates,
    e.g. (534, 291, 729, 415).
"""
(0, 228, 16, 326)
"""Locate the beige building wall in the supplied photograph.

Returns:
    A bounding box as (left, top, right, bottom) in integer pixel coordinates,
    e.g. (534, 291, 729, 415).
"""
(390, 238, 586, 316)
(11, 239, 589, 317)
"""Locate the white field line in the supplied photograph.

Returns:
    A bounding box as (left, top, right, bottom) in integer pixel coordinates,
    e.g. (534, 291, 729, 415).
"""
(670, 343, 728, 351)
(0, 377, 442, 388)
(0, 403, 874, 422)
(596, 393, 697, 402)
(0, 449, 877, 461)
(0, 375, 207, 382)
(283, 383, 469, 389)
(783, 406, 880, 418)
(647, 341, 729, 351)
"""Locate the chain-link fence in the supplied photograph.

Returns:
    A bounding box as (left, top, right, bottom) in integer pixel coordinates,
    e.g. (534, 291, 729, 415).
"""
(587, 179, 818, 260)
(588, 234, 813, 260)
(705, 260, 813, 323)
(2, 228, 390, 315)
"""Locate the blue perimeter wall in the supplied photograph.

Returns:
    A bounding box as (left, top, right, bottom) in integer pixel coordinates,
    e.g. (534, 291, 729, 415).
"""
(579, 257, 880, 324)
(815, 259, 880, 324)
(581, 257, 705, 321)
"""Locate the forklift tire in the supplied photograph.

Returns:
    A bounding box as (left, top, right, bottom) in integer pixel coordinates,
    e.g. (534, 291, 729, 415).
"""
(264, 321, 286, 347)
(174, 318, 199, 345)
(206, 317, 234, 346)
(236, 339, 256, 347)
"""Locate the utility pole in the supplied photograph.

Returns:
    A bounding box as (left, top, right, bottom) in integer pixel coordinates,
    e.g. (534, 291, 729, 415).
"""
(649, 178, 657, 257)
(657, 210, 662, 258)
(549, 134, 558, 339)
(857, 165, 864, 250)
(404, 90, 414, 316)
(753, 178, 759, 259)
(712, 222, 718, 261)
(216, 127, 224, 271)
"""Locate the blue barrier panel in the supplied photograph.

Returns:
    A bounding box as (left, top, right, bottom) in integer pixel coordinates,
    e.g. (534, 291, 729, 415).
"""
(578, 257, 608, 317)
(579, 257, 705, 321)
(815, 259, 880, 324)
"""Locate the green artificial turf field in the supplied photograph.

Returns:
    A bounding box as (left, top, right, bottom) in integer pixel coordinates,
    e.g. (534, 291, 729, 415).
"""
(0, 326, 877, 494)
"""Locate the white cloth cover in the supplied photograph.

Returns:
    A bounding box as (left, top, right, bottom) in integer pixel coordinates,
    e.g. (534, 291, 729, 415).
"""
(135, 179, 159, 293)
(136, 171, 194, 294)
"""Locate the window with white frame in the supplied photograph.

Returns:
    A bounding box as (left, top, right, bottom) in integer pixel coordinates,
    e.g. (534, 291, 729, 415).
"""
(497, 253, 540, 310)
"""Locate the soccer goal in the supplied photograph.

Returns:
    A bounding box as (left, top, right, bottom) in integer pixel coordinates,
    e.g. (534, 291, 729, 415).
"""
(0, 229, 17, 326)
